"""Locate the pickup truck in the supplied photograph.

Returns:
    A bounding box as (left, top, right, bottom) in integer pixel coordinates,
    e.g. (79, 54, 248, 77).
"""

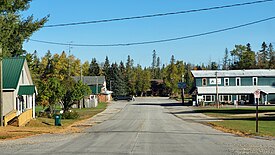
(113, 95, 133, 101)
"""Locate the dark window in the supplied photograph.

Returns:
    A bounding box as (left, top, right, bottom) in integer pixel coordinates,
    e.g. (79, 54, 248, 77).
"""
(202, 78, 207, 86)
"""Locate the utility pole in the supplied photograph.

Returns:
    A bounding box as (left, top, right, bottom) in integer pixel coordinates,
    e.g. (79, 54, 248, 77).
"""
(215, 71, 219, 108)
(68, 42, 73, 77)
(0, 48, 3, 126)
(181, 75, 185, 104)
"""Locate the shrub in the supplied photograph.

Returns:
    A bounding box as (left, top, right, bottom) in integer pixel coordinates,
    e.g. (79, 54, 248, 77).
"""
(62, 111, 79, 119)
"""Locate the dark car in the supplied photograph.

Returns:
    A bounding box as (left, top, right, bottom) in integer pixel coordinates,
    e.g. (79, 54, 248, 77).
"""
(113, 95, 133, 101)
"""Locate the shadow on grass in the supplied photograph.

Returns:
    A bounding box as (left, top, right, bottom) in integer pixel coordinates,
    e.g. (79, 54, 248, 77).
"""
(193, 109, 275, 115)
(132, 102, 191, 107)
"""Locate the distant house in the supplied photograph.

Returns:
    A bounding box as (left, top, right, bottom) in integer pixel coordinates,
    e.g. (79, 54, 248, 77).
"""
(73, 76, 111, 102)
(2, 57, 37, 126)
(73, 76, 106, 94)
(191, 69, 275, 105)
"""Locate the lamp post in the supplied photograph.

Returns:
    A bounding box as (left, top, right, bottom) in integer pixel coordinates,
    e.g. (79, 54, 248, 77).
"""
(181, 75, 185, 104)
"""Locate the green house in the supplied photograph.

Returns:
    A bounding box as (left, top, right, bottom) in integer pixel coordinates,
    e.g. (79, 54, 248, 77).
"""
(2, 57, 37, 126)
(191, 69, 275, 105)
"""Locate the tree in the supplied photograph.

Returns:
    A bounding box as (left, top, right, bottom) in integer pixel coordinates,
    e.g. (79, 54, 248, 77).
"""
(163, 55, 179, 96)
(222, 48, 229, 70)
(151, 50, 157, 78)
(268, 43, 275, 69)
(61, 79, 91, 112)
(37, 77, 64, 113)
(210, 62, 218, 70)
(89, 58, 100, 76)
(257, 42, 269, 69)
(82, 61, 90, 76)
(125, 55, 136, 95)
(0, 0, 48, 56)
(230, 44, 256, 69)
(155, 57, 161, 79)
(102, 56, 111, 89)
(109, 63, 127, 95)
(184, 63, 194, 93)
(141, 68, 151, 96)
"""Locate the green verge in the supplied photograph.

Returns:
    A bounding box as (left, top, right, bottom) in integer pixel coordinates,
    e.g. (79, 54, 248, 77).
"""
(193, 106, 275, 137)
(28, 102, 108, 127)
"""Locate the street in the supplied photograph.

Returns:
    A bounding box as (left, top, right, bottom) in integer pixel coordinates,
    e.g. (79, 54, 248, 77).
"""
(0, 97, 274, 155)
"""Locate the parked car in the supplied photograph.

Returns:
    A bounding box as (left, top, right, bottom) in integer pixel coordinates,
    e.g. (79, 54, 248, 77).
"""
(113, 95, 133, 101)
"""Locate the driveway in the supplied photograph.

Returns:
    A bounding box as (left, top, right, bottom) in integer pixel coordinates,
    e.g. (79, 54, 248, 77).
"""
(0, 97, 274, 155)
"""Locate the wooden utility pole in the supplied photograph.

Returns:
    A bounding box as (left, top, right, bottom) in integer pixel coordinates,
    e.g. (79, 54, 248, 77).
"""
(215, 71, 219, 109)
(0, 48, 3, 126)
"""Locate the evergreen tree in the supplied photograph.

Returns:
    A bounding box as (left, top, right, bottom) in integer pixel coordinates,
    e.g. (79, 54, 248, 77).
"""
(103, 56, 111, 89)
(110, 63, 127, 95)
(151, 50, 157, 78)
(125, 55, 136, 95)
(0, 0, 48, 56)
(89, 58, 100, 76)
(222, 48, 229, 70)
(156, 57, 161, 79)
(230, 44, 256, 69)
(268, 43, 275, 69)
(184, 63, 194, 93)
(257, 42, 269, 69)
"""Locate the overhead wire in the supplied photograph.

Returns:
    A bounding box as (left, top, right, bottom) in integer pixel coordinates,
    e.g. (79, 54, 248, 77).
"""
(29, 16, 275, 47)
(43, 0, 273, 28)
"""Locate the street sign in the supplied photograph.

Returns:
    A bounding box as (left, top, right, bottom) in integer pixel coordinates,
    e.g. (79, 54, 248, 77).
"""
(254, 89, 260, 99)
(178, 82, 187, 89)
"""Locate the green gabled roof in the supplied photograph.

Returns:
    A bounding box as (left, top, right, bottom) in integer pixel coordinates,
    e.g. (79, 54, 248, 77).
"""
(18, 85, 35, 95)
(3, 57, 25, 89)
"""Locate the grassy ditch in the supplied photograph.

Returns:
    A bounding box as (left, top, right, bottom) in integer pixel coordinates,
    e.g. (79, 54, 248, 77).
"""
(0, 102, 108, 140)
(193, 106, 275, 137)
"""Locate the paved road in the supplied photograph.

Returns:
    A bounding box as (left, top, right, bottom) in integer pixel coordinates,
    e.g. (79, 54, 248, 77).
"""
(0, 97, 274, 155)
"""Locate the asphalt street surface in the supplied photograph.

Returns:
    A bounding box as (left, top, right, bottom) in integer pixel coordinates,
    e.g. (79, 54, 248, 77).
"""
(0, 97, 274, 155)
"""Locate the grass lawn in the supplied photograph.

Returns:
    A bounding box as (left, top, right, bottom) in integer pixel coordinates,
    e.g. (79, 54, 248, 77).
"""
(193, 106, 275, 137)
(0, 102, 108, 140)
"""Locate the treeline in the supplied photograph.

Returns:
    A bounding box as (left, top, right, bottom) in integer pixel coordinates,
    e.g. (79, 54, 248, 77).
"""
(26, 50, 194, 107)
(194, 42, 275, 70)
(26, 51, 91, 113)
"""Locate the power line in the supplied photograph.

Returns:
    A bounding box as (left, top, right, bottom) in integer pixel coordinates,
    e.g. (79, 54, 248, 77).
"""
(29, 16, 275, 47)
(43, 0, 273, 28)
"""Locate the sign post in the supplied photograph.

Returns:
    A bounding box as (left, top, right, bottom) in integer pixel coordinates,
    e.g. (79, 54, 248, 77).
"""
(178, 81, 186, 104)
(254, 89, 260, 133)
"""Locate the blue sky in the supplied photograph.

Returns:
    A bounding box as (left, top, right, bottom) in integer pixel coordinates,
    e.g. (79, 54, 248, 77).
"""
(23, 0, 275, 67)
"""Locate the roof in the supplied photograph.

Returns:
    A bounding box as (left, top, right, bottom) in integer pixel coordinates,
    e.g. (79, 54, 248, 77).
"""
(191, 69, 275, 78)
(197, 86, 275, 94)
(72, 76, 105, 85)
(3, 57, 25, 89)
(18, 85, 36, 95)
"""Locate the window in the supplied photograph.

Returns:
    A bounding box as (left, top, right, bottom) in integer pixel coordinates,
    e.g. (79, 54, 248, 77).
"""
(202, 78, 207, 86)
(203, 95, 215, 102)
(253, 77, 258, 86)
(236, 77, 241, 86)
(220, 95, 232, 102)
(224, 78, 229, 86)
